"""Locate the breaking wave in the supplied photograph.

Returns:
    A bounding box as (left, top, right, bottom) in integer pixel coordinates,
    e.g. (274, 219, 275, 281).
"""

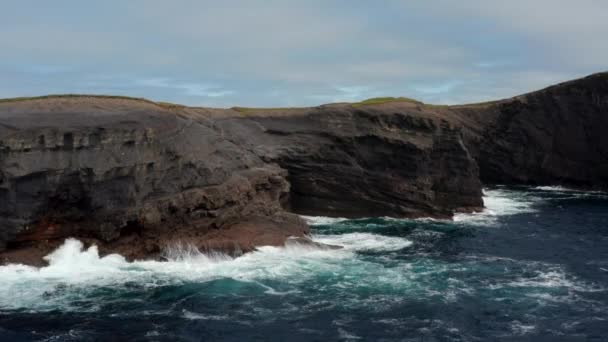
(0, 232, 414, 312)
(0, 186, 606, 341)
(453, 188, 539, 225)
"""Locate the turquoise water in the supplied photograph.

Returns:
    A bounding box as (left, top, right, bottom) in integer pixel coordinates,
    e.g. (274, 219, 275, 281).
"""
(0, 187, 607, 341)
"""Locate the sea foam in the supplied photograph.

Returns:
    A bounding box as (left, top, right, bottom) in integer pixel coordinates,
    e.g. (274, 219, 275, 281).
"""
(453, 188, 538, 225)
(0, 233, 414, 311)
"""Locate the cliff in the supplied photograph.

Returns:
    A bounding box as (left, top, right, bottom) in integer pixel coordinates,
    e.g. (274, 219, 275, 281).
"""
(0, 98, 307, 264)
(1, 72, 606, 265)
(453, 72, 608, 189)
(215, 103, 482, 218)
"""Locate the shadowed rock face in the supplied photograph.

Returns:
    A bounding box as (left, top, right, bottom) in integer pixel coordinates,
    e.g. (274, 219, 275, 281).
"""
(0, 72, 607, 265)
(450, 72, 608, 189)
(217, 105, 483, 218)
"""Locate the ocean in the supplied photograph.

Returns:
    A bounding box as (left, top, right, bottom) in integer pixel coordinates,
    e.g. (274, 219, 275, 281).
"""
(1, 187, 607, 341)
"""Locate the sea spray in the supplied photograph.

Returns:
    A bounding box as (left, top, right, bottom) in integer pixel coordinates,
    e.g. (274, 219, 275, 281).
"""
(1, 187, 607, 341)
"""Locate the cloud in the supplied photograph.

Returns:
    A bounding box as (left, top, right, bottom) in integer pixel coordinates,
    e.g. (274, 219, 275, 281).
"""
(413, 81, 463, 95)
(0, 1, 606, 106)
(135, 78, 234, 98)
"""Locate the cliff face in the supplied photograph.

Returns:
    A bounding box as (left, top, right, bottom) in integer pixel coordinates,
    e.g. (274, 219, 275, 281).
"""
(0, 98, 307, 264)
(453, 72, 608, 189)
(216, 104, 483, 218)
(1, 72, 607, 265)
(0, 97, 483, 264)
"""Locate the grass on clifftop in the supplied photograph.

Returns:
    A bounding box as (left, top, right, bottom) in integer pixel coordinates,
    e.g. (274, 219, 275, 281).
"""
(0, 94, 188, 109)
(352, 97, 423, 106)
(1, 94, 502, 111)
(0, 94, 155, 103)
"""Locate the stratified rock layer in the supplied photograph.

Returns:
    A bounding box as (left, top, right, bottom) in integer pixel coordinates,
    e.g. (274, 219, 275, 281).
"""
(0, 98, 307, 264)
(216, 104, 483, 218)
(455, 72, 608, 189)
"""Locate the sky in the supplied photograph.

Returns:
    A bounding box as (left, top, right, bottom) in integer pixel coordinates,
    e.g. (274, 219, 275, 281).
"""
(1, 0, 607, 107)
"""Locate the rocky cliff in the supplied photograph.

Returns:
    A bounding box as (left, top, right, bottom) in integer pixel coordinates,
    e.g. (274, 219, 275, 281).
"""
(0, 98, 307, 265)
(453, 72, 608, 189)
(1, 72, 606, 265)
(215, 104, 482, 218)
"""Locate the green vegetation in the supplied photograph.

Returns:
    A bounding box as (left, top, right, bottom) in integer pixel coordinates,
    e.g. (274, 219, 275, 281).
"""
(0, 94, 193, 110)
(0, 94, 504, 110)
(0, 94, 157, 104)
(352, 97, 423, 107)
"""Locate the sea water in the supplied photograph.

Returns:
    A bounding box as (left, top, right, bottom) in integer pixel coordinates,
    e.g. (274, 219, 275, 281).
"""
(0, 187, 607, 341)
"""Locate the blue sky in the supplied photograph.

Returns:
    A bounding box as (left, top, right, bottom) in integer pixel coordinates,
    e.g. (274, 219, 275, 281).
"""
(1, 0, 607, 107)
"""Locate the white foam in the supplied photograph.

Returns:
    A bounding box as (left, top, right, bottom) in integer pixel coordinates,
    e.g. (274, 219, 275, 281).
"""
(313, 233, 412, 252)
(182, 309, 228, 321)
(534, 185, 573, 192)
(534, 185, 608, 197)
(0, 233, 413, 311)
(337, 327, 362, 340)
(302, 188, 544, 227)
(453, 189, 537, 225)
(484, 262, 604, 296)
(510, 321, 536, 335)
(506, 270, 603, 293)
(301, 215, 349, 226)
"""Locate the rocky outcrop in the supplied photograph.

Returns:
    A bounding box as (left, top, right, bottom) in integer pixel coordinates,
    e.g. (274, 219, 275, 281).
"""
(0, 98, 307, 265)
(451, 72, 608, 189)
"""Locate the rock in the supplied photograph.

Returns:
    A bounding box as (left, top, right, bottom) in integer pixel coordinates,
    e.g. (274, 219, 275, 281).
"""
(216, 103, 483, 218)
(451, 72, 608, 189)
(1, 72, 607, 265)
(0, 97, 307, 264)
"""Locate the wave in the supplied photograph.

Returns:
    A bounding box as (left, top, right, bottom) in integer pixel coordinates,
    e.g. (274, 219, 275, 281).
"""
(301, 215, 350, 226)
(1, 187, 603, 315)
(535, 185, 576, 192)
(454, 188, 538, 225)
(1, 235, 602, 317)
(534, 185, 606, 193)
(0, 233, 413, 311)
(304, 188, 542, 228)
(312, 232, 413, 252)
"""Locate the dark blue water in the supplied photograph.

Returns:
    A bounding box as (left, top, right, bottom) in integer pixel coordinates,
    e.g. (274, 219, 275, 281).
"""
(1, 187, 607, 341)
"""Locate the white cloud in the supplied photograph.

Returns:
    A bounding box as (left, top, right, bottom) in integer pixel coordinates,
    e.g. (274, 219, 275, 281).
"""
(135, 78, 234, 98)
(1, 1, 606, 106)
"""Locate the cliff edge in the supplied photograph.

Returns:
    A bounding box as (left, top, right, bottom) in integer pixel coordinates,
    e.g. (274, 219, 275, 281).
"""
(1, 72, 606, 265)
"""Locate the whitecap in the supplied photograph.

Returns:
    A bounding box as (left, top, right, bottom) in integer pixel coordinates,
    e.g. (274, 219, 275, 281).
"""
(534, 185, 574, 192)
(300, 215, 349, 226)
(533, 185, 608, 200)
(312, 233, 413, 252)
(182, 309, 228, 321)
(0, 233, 413, 311)
(337, 328, 362, 340)
(510, 321, 536, 335)
(453, 188, 538, 225)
